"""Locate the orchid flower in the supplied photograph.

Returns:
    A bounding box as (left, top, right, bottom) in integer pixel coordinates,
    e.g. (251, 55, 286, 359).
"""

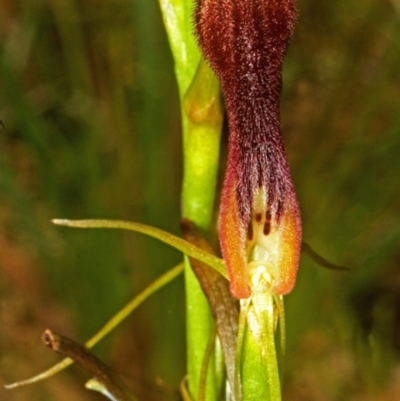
(195, 0, 301, 300)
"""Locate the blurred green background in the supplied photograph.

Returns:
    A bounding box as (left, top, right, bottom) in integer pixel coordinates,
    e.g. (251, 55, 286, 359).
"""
(0, 0, 399, 400)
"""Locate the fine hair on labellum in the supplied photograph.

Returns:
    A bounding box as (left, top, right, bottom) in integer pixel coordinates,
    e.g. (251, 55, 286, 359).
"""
(195, 0, 302, 299)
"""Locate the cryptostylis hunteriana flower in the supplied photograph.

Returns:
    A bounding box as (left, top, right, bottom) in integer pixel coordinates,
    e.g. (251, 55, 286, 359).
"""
(195, 0, 301, 299)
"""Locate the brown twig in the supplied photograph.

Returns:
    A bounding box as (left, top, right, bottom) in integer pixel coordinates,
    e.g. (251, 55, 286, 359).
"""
(42, 329, 137, 401)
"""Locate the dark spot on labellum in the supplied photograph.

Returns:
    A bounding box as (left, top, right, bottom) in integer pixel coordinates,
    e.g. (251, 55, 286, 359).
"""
(263, 222, 271, 236)
(247, 221, 253, 240)
(255, 213, 262, 223)
(266, 210, 272, 222)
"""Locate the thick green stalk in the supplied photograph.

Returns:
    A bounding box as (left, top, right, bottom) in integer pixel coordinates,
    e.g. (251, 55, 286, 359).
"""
(158, 1, 223, 400)
(182, 63, 223, 400)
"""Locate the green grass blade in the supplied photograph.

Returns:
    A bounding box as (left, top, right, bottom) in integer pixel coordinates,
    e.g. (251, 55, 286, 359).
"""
(5, 263, 184, 389)
(52, 219, 227, 278)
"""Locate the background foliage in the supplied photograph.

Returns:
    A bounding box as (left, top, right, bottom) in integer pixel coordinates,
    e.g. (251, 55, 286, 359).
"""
(0, 0, 399, 400)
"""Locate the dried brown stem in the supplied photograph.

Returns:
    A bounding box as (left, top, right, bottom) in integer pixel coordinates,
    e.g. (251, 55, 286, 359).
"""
(180, 218, 240, 401)
(42, 330, 137, 401)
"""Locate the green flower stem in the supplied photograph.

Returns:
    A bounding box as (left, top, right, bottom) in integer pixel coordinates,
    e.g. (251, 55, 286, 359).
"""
(181, 58, 223, 225)
(181, 59, 223, 401)
(158, 1, 223, 400)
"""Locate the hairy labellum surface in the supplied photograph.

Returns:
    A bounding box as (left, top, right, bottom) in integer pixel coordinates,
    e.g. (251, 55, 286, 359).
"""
(195, 0, 302, 299)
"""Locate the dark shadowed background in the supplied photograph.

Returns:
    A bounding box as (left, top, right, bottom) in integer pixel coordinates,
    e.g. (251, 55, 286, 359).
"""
(0, 0, 399, 400)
